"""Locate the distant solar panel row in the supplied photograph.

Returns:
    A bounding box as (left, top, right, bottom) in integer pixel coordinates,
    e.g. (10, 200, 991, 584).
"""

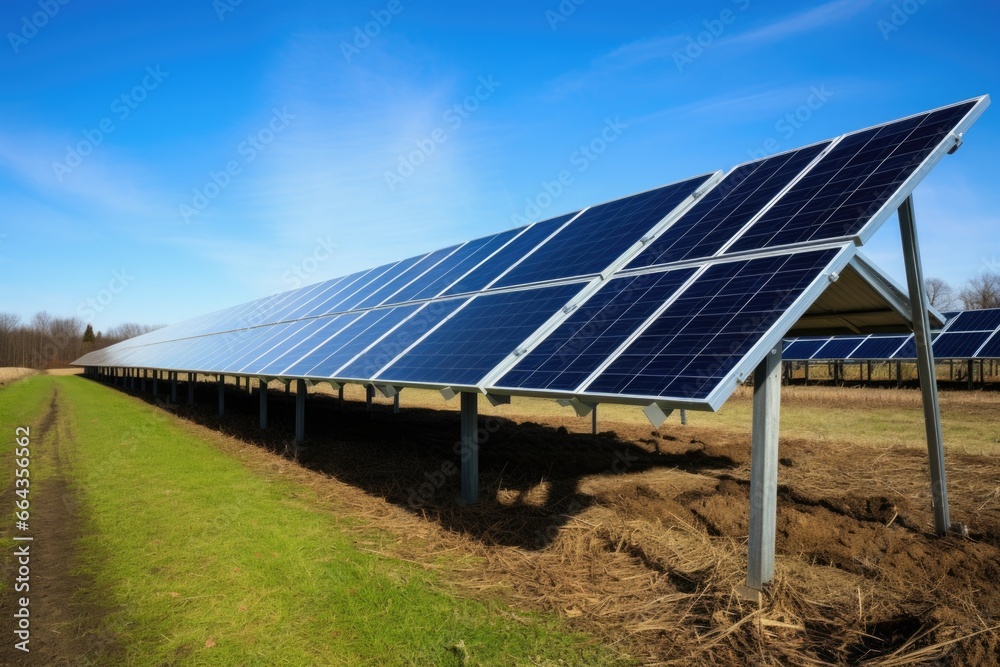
(75, 97, 989, 408)
(783, 307, 1000, 361)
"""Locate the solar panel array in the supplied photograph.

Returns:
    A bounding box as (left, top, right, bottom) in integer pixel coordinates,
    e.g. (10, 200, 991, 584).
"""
(75, 97, 989, 410)
(783, 308, 1000, 361)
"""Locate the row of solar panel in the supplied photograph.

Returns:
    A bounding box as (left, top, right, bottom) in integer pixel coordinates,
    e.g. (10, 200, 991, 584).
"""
(783, 307, 1000, 361)
(126, 99, 978, 350)
(87, 246, 847, 401)
(76, 98, 986, 405)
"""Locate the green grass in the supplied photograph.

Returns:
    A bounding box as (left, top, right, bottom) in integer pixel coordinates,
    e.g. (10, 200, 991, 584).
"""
(0, 375, 628, 666)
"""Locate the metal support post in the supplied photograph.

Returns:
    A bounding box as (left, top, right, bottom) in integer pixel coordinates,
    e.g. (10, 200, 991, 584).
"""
(459, 392, 479, 505)
(170, 372, 177, 403)
(898, 195, 951, 535)
(295, 379, 306, 444)
(188, 373, 195, 404)
(366, 385, 374, 413)
(747, 346, 782, 590)
(591, 404, 598, 435)
(259, 380, 268, 429)
(218, 375, 225, 416)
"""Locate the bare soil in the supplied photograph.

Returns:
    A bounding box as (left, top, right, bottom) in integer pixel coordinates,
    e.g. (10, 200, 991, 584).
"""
(0, 387, 120, 666)
(129, 379, 1000, 666)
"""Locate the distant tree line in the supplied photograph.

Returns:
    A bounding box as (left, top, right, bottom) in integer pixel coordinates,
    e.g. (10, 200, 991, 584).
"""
(0, 312, 162, 369)
(925, 272, 1000, 311)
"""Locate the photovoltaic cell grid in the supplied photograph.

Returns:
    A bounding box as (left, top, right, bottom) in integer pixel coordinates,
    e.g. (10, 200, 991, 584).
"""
(74, 97, 988, 408)
(782, 308, 1000, 361)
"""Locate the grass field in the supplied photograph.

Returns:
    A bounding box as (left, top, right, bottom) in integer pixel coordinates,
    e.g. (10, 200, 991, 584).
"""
(0, 375, 626, 666)
(2, 372, 999, 665)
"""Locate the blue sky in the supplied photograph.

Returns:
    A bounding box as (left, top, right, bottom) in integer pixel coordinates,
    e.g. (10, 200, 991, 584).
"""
(1, 0, 997, 330)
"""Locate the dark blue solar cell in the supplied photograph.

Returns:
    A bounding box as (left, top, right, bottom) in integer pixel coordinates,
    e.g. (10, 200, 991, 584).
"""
(302, 268, 379, 318)
(378, 283, 586, 387)
(354, 246, 459, 310)
(297, 305, 423, 377)
(201, 323, 298, 372)
(493, 176, 711, 288)
(335, 256, 427, 312)
(976, 332, 1000, 358)
(337, 299, 466, 380)
(933, 331, 993, 358)
(389, 229, 523, 303)
(813, 337, 866, 359)
(495, 268, 697, 392)
(891, 336, 916, 359)
(782, 338, 830, 360)
(442, 213, 578, 296)
(259, 280, 341, 325)
(253, 313, 362, 376)
(847, 335, 910, 360)
(237, 318, 346, 373)
(727, 101, 977, 252)
(584, 249, 839, 399)
(945, 308, 1000, 332)
(627, 145, 828, 269)
(176, 334, 248, 371)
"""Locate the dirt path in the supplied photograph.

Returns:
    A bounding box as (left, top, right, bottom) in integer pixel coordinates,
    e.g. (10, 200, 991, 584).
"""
(0, 386, 118, 665)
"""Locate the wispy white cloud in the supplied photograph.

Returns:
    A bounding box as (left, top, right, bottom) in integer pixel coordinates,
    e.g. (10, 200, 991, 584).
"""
(544, 0, 875, 100)
(722, 0, 874, 48)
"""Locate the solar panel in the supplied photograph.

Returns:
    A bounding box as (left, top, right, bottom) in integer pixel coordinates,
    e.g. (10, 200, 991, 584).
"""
(492, 176, 712, 287)
(74, 96, 989, 411)
(386, 229, 521, 303)
(727, 100, 978, 252)
(782, 338, 829, 360)
(932, 331, 994, 359)
(812, 337, 866, 359)
(847, 335, 910, 360)
(583, 248, 843, 400)
(441, 213, 578, 296)
(377, 283, 587, 387)
(495, 268, 698, 392)
(943, 308, 1000, 332)
(977, 331, 1000, 358)
(626, 143, 829, 269)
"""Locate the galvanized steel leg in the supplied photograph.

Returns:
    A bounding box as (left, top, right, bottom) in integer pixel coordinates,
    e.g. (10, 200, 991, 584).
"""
(294, 378, 306, 445)
(591, 404, 598, 435)
(899, 195, 951, 536)
(170, 372, 177, 403)
(747, 347, 782, 590)
(218, 375, 225, 416)
(459, 392, 479, 506)
(259, 380, 268, 429)
(188, 373, 195, 405)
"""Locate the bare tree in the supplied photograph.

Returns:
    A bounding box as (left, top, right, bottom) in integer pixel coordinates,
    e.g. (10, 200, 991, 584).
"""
(925, 277, 957, 311)
(958, 272, 1000, 310)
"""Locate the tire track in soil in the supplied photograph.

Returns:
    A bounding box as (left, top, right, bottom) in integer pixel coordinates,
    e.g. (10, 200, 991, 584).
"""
(0, 386, 120, 666)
